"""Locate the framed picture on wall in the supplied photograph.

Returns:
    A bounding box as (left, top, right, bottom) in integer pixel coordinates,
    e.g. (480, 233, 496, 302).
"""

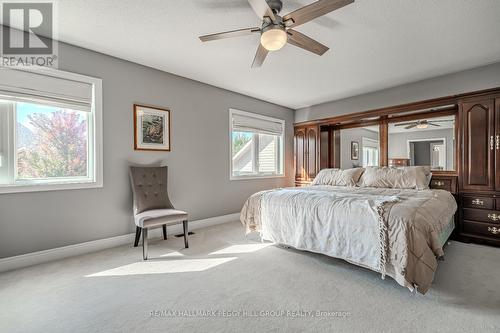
(134, 104, 171, 151)
(351, 141, 359, 160)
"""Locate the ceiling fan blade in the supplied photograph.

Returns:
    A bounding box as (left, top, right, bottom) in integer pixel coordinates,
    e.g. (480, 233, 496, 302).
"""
(199, 27, 260, 42)
(252, 43, 269, 68)
(287, 29, 329, 56)
(404, 124, 417, 129)
(428, 123, 441, 127)
(394, 122, 417, 127)
(429, 120, 454, 122)
(283, 0, 354, 28)
(247, 0, 276, 21)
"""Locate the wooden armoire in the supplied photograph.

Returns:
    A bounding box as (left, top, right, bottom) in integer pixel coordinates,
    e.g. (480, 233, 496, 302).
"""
(293, 87, 500, 246)
(294, 125, 320, 186)
(459, 96, 500, 245)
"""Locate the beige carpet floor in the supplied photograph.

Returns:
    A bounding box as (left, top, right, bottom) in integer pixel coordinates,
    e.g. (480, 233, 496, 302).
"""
(0, 221, 499, 333)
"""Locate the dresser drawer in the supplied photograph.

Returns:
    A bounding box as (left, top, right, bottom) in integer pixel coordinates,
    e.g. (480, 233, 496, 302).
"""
(430, 178, 451, 190)
(462, 196, 495, 210)
(462, 208, 500, 224)
(463, 220, 500, 239)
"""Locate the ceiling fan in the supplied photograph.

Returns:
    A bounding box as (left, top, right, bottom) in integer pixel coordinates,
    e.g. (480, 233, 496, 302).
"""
(394, 119, 453, 130)
(198, 0, 354, 67)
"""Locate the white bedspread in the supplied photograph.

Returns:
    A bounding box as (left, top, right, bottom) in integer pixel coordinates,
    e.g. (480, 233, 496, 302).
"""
(240, 186, 457, 294)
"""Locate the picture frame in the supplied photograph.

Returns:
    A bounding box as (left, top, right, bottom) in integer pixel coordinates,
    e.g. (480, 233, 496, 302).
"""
(134, 104, 171, 151)
(351, 141, 359, 160)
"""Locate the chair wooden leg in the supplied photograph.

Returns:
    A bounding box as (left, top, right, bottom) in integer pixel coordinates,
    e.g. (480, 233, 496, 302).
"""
(183, 220, 189, 248)
(162, 225, 167, 240)
(134, 227, 141, 247)
(142, 228, 148, 260)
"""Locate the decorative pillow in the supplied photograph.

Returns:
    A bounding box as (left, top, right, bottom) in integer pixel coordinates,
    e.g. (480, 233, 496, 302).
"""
(312, 168, 365, 186)
(397, 166, 432, 189)
(358, 166, 429, 190)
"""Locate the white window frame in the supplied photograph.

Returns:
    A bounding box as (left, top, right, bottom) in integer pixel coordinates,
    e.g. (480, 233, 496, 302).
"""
(362, 137, 380, 167)
(0, 67, 103, 194)
(229, 108, 285, 180)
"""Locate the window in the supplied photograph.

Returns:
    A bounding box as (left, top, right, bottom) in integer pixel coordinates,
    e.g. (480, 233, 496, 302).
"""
(362, 137, 380, 167)
(0, 68, 102, 193)
(230, 109, 284, 179)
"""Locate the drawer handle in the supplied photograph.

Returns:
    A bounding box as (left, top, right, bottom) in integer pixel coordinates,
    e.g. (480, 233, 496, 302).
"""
(487, 214, 500, 221)
(488, 227, 500, 235)
(433, 181, 444, 186)
(472, 199, 484, 206)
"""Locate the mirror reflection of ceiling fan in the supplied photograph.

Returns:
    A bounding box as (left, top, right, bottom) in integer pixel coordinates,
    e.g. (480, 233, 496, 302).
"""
(394, 119, 453, 130)
(198, 0, 355, 67)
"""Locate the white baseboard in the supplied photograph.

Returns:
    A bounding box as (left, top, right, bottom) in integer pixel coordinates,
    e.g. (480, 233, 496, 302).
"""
(0, 213, 240, 273)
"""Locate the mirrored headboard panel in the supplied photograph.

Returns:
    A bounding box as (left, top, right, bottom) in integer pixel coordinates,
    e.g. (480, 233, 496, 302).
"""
(316, 106, 458, 174)
(388, 113, 456, 171)
(339, 125, 380, 169)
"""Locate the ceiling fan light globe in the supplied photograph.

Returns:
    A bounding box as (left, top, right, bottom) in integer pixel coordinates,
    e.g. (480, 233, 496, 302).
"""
(416, 123, 428, 129)
(260, 28, 287, 51)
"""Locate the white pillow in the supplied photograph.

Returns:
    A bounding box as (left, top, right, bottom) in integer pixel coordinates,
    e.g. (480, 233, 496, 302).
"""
(397, 166, 432, 189)
(358, 166, 429, 190)
(312, 168, 365, 186)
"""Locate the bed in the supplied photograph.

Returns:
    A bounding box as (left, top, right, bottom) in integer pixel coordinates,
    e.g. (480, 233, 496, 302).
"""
(240, 167, 457, 294)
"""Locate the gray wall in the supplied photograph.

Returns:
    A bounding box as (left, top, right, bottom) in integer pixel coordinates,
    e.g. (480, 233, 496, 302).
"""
(0, 43, 294, 258)
(388, 129, 455, 170)
(295, 62, 500, 123)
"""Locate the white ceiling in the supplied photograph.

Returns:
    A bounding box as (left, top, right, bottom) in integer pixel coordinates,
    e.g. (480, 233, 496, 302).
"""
(27, 0, 500, 109)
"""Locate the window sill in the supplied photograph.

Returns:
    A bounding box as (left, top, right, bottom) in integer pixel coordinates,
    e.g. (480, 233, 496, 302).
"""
(0, 180, 103, 194)
(230, 174, 286, 181)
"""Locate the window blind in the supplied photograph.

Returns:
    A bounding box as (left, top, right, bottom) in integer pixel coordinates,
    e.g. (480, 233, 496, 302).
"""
(232, 112, 284, 136)
(0, 68, 93, 111)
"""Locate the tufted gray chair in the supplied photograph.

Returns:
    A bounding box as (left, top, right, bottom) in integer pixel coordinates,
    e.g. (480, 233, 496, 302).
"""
(129, 166, 188, 260)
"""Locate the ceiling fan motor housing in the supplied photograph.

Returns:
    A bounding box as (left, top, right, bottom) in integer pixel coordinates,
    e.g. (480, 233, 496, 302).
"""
(261, 15, 285, 31)
(266, 0, 283, 14)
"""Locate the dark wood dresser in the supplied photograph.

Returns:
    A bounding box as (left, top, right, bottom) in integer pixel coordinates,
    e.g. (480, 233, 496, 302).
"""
(430, 175, 458, 194)
(458, 96, 500, 246)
